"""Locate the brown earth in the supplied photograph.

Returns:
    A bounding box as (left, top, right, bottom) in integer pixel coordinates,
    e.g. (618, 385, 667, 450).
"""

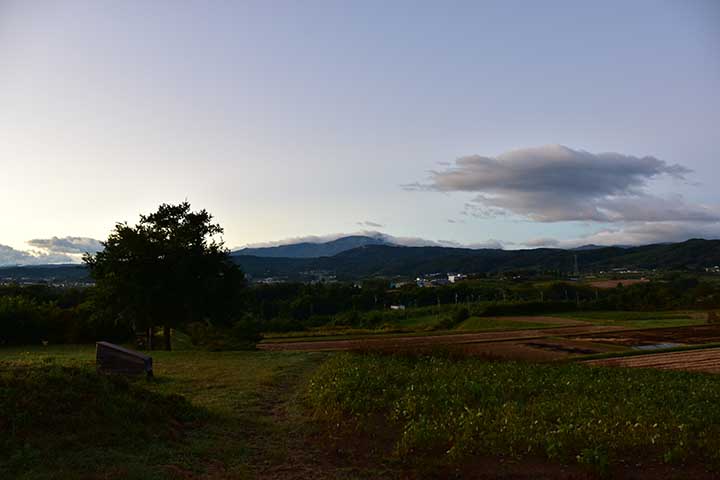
(483, 316, 590, 326)
(574, 324, 720, 347)
(588, 279, 650, 289)
(587, 347, 720, 374)
(258, 325, 627, 354)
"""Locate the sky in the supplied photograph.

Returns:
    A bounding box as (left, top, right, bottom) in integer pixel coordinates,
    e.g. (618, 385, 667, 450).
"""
(1, 0, 719, 265)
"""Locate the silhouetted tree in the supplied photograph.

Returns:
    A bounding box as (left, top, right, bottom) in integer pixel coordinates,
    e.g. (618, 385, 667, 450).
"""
(84, 202, 245, 350)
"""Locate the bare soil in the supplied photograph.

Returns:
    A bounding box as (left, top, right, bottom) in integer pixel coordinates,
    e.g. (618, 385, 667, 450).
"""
(258, 325, 626, 354)
(588, 279, 650, 289)
(587, 347, 720, 374)
(574, 325, 720, 347)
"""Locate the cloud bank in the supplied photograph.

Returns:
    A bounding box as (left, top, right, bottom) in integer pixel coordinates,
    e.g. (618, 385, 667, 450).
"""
(412, 144, 712, 223)
(409, 144, 720, 247)
(0, 244, 76, 266)
(0, 236, 103, 267)
(27, 236, 103, 255)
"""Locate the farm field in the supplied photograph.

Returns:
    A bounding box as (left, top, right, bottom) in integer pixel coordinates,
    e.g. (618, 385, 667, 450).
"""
(262, 310, 708, 345)
(4, 343, 720, 479)
(587, 279, 650, 289)
(587, 347, 720, 374)
(259, 312, 720, 367)
(572, 324, 720, 347)
(307, 353, 720, 478)
(258, 324, 627, 354)
(3, 312, 720, 478)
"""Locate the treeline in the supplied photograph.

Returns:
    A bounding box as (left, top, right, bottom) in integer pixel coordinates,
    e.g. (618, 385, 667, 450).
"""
(0, 285, 131, 346)
(239, 274, 720, 331)
(1, 274, 718, 346)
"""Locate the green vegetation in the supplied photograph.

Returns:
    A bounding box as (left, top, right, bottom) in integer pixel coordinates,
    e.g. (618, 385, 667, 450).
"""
(85, 201, 247, 350)
(0, 346, 325, 479)
(1, 363, 203, 479)
(234, 238, 720, 280)
(307, 353, 720, 473)
(2, 268, 719, 347)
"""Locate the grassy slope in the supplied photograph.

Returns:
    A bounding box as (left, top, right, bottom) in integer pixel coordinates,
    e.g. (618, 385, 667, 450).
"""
(0, 346, 327, 479)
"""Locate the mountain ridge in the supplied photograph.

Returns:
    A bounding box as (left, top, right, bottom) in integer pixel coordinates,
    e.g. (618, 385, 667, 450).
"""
(3, 239, 719, 283)
(233, 235, 393, 258)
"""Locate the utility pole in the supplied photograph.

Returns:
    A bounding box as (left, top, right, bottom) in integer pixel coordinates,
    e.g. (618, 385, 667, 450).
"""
(573, 254, 579, 277)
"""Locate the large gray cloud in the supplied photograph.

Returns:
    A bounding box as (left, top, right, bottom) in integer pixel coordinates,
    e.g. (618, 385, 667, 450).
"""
(410, 145, 716, 223)
(0, 244, 75, 267)
(26, 236, 103, 255)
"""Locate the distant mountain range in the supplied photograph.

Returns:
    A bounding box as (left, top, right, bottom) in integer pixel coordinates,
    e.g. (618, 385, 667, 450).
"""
(231, 238, 720, 280)
(233, 235, 391, 258)
(0, 264, 91, 283)
(2, 238, 719, 283)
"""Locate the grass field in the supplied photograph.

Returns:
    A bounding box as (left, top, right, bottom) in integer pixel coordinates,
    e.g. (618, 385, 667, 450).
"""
(1, 346, 327, 479)
(3, 310, 719, 479)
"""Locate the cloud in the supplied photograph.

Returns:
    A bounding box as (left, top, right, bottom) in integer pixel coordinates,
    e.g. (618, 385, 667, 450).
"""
(571, 222, 720, 247)
(26, 236, 103, 255)
(0, 244, 75, 267)
(356, 221, 385, 228)
(523, 238, 562, 248)
(410, 145, 714, 223)
(522, 222, 720, 249)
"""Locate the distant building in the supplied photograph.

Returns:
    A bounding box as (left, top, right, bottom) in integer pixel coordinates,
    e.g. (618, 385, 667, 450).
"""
(448, 273, 466, 283)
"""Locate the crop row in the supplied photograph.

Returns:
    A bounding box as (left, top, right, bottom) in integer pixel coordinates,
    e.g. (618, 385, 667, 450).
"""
(307, 353, 720, 472)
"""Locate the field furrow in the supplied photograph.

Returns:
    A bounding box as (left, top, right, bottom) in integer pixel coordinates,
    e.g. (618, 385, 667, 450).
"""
(587, 347, 720, 373)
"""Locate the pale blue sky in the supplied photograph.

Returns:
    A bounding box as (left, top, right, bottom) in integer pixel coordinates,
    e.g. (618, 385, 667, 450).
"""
(1, 1, 718, 262)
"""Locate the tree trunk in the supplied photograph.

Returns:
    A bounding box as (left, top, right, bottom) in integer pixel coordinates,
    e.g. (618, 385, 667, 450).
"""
(163, 325, 172, 351)
(147, 327, 154, 351)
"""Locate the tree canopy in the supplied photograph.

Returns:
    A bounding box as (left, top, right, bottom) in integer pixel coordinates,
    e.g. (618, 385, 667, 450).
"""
(84, 202, 245, 350)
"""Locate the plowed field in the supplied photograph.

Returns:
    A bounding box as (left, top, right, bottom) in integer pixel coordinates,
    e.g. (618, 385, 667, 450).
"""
(586, 347, 720, 374)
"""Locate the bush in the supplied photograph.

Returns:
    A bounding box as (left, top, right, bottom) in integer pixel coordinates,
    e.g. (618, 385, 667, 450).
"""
(185, 314, 262, 351)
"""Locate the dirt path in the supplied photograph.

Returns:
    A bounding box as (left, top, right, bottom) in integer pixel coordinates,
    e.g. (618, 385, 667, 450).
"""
(258, 325, 626, 353)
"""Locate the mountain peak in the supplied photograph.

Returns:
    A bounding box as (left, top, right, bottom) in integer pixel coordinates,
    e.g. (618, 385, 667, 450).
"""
(232, 235, 394, 258)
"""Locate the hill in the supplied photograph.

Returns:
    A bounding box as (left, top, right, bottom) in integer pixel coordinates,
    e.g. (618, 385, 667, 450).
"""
(2, 239, 718, 283)
(232, 239, 720, 280)
(233, 235, 392, 258)
(0, 264, 91, 283)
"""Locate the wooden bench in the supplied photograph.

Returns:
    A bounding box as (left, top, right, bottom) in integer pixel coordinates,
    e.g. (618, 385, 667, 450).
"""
(96, 341, 153, 377)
